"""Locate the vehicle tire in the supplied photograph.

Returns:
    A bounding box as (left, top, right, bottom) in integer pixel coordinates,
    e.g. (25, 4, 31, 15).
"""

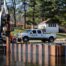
(48, 37, 54, 42)
(23, 37, 29, 42)
(41, 39, 46, 42)
(18, 38, 21, 42)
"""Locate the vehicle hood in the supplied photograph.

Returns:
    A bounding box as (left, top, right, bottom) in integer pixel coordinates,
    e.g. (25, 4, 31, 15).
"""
(21, 32, 28, 36)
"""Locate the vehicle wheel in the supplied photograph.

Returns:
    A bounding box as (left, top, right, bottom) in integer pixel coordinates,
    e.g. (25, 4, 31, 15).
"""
(41, 40, 46, 42)
(48, 37, 54, 42)
(23, 37, 29, 42)
(18, 38, 21, 42)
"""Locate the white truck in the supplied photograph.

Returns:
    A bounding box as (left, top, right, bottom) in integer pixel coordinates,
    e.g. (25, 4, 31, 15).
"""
(18, 29, 56, 42)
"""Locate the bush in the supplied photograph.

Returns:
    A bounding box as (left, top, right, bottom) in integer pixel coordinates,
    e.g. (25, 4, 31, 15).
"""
(59, 27, 66, 33)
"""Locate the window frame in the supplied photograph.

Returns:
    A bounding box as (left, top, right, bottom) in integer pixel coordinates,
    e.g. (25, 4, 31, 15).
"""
(48, 23, 56, 27)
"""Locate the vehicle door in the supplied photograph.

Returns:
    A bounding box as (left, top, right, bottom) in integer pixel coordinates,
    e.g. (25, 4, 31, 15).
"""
(30, 30, 37, 38)
(37, 30, 42, 38)
(42, 29, 47, 38)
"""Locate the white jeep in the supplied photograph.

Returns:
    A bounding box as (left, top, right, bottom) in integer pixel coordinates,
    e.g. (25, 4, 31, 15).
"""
(18, 29, 56, 42)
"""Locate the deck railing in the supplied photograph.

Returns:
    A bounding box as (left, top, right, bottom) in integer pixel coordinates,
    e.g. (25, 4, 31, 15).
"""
(6, 42, 66, 66)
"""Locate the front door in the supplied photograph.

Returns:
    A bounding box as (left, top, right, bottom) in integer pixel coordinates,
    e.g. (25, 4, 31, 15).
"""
(37, 30, 42, 39)
(30, 30, 37, 39)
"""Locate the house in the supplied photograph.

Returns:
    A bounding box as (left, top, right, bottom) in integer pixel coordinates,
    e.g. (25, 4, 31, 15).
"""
(38, 19, 59, 33)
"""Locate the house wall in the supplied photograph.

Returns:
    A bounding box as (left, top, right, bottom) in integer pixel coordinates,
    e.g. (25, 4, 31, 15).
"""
(38, 23, 59, 33)
(38, 23, 46, 29)
(46, 24, 59, 33)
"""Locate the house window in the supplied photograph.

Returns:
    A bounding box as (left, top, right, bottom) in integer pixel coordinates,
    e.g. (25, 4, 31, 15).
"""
(48, 24, 56, 27)
(53, 24, 56, 27)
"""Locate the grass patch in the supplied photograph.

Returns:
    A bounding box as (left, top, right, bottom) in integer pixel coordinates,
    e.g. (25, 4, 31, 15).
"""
(57, 33, 66, 38)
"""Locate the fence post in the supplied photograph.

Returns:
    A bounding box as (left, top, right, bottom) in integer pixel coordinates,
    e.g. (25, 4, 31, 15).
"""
(6, 37, 10, 66)
(31, 44, 33, 63)
(42, 44, 44, 66)
(25, 42, 28, 63)
(12, 41, 15, 65)
(16, 43, 18, 61)
(21, 44, 23, 61)
(36, 45, 39, 64)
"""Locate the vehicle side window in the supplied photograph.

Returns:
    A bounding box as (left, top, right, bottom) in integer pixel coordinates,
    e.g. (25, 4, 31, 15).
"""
(37, 30, 41, 34)
(32, 30, 36, 34)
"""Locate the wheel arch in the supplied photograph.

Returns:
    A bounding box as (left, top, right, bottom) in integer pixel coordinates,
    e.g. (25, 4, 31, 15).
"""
(23, 36, 29, 39)
(49, 36, 54, 39)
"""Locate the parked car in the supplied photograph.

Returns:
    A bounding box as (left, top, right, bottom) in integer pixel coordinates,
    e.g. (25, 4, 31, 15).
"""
(18, 29, 56, 42)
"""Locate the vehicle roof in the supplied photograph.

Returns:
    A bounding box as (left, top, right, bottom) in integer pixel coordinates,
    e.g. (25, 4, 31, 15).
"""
(27, 29, 41, 30)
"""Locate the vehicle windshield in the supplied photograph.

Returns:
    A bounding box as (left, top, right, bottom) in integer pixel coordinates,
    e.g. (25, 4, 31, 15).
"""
(24, 29, 31, 33)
